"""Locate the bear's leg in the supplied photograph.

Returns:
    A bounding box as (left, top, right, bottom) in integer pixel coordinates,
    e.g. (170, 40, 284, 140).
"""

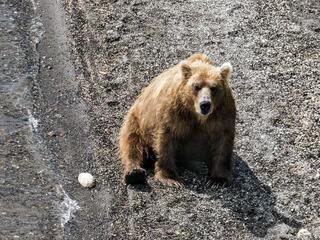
(207, 128, 235, 187)
(154, 130, 182, 187)
(119, 117, 146, 184)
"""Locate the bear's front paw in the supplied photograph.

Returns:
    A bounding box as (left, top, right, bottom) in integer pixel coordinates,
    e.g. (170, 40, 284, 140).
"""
(124, 168, 147, 185)
(206, 176, 231, 188)
(154, 173, 182, 188)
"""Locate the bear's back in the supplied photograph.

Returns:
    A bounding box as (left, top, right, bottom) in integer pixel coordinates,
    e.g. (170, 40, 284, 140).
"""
(132, 65, 183, 127)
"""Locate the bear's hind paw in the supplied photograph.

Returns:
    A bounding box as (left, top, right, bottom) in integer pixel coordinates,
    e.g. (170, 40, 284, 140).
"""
(154, 175, 182, 188)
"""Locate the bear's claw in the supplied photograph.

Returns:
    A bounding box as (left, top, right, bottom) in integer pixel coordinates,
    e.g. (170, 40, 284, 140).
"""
(154, 175, 182, 188)
(206, 176, 230, 188)
(125, 169, 147, 185)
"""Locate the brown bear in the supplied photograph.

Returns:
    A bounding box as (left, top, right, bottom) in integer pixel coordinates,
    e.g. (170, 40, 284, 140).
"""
(119, 53, 236, 187)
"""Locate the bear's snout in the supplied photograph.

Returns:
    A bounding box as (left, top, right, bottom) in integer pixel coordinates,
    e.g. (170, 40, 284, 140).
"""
(200, 101, 211, 115)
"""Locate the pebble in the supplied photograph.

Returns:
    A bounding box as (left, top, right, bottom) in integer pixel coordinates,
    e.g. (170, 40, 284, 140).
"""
(311, 226, 320, 239)
(297, 228, 312, 239)
(47, 131, 57, 137)
(78, 173, 95, 188)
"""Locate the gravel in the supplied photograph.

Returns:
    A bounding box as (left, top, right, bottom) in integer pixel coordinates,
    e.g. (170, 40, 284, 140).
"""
(62, 0, 319, 239)
(1, 0, 319, 239)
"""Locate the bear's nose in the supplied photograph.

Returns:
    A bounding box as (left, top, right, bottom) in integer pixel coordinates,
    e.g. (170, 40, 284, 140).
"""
(200, 101, 211, 115)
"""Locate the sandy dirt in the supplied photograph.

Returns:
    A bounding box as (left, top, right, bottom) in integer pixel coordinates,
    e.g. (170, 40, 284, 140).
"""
(1, 0, 319, 239)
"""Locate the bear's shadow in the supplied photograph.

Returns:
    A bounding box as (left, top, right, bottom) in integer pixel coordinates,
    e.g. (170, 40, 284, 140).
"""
(180, 153, 301, 237)
(134, 152, 301, 237)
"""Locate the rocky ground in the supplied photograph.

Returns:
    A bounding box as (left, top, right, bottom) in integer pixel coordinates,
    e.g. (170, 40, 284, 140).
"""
(0, 0, 319, 239)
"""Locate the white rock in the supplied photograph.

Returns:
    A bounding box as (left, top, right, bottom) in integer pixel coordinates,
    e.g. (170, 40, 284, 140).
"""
(78, 173, 95, 188)
(297, 228, 312, 239)
(311, 226, 320, 239)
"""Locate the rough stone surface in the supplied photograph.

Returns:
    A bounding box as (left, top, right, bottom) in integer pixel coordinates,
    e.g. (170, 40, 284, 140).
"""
(1, 0, 319, 239)
(0, 1, 63, 239)
(297, 228, 312, 239)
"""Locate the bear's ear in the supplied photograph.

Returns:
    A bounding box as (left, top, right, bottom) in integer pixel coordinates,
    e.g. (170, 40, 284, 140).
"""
(181, 62, 192, 80)
(220, 62, 233, 80)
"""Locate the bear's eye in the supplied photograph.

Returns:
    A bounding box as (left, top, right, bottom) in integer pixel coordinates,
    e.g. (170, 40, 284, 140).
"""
(194, 85, 201, 91)
(210, 86, 217, 93)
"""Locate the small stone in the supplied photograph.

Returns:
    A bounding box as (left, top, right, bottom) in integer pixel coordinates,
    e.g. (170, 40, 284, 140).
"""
(78, 173, 95, 188)
(297, 228, 312, 239)
(266, 223, 293, 238)
(288, 24, 301, 33)
(47, 131, 57, 137)
(311, 226, 320, 239)
(106, 30, 120, 42)
(12, 164, 20, 169)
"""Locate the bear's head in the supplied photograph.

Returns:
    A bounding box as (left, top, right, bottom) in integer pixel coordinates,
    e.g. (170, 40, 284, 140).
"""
(180, 58, 233, 119)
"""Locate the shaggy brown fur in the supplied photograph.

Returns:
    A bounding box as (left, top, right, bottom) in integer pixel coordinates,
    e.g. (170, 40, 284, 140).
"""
(119, 53, 236, 187)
